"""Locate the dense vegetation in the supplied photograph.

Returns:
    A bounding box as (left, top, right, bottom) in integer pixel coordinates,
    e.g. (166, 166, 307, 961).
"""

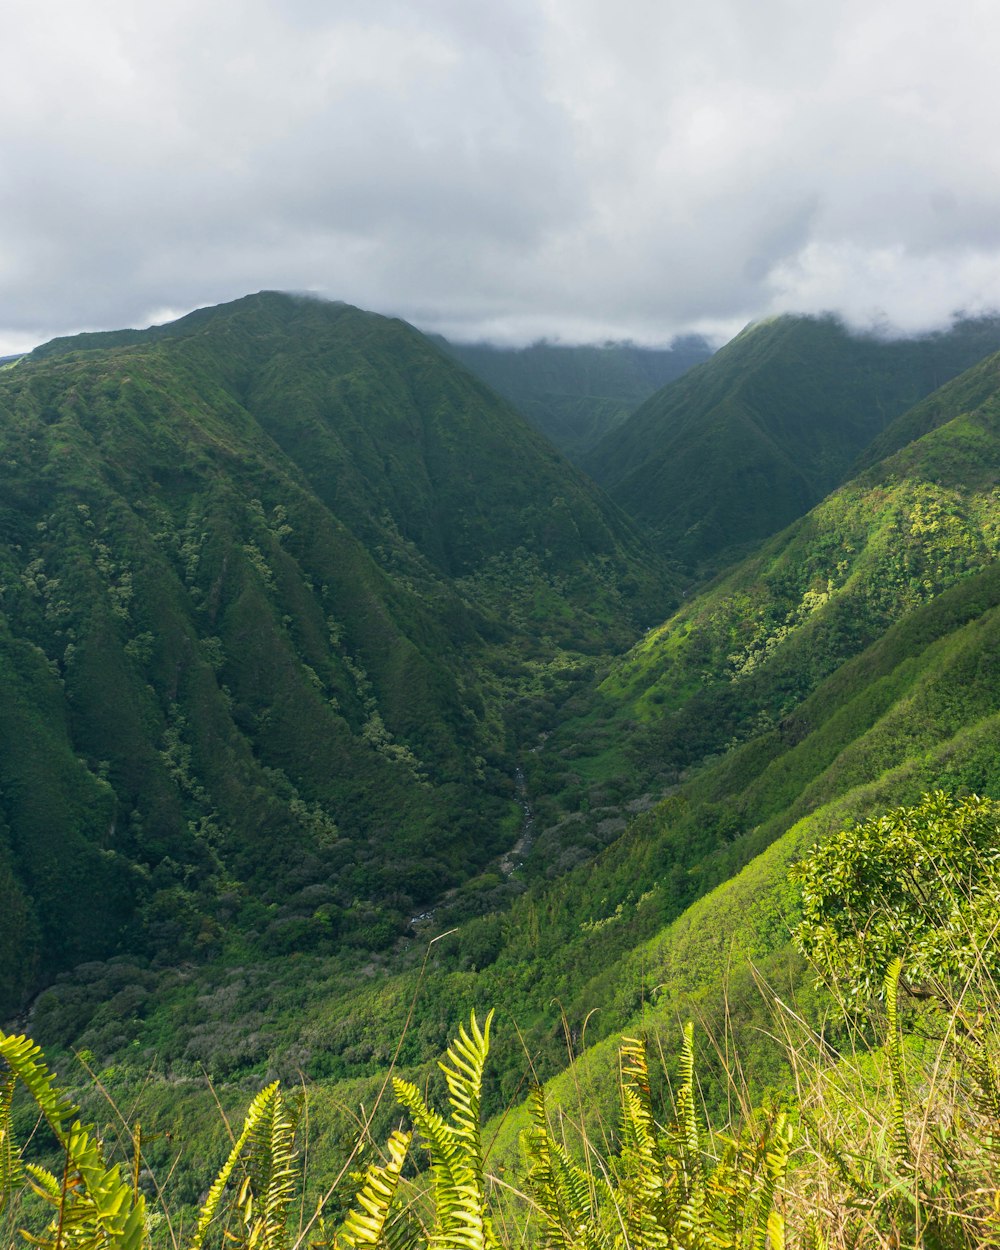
(587, 313, 1000, 575)
(7, 294, 1000, 1246)
(6, 793, 1000, 1248)
(0, 292, 670, 1016)
(436, 336, 712, 461)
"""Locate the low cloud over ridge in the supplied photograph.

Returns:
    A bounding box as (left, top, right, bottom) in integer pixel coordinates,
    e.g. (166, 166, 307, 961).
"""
(3, 0, 1000, 352)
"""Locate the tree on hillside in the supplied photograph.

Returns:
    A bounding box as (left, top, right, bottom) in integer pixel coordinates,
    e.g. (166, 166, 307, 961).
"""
(791, 790, 1000, 1003)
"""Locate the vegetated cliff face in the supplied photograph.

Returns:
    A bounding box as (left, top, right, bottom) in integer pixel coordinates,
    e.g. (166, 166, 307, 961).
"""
(437, 334, 713, 461)
(587, 312, 1000, 575)
(0, 291, 671, 1016)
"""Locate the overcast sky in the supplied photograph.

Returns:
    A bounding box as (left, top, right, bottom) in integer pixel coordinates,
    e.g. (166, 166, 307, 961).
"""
(3, 0, 1000, 354)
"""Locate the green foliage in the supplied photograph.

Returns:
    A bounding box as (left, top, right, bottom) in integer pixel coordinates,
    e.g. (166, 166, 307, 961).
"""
(0, 290, 672, 1014)
(392, 1010, 496, 1250)
(604, 1031, 791, 1250)
(792, 791, 1000, 1001)
(9, 958, 1000, 1250)
(589, 312, 1000, 574)
(339, 1128, 412, 1249)
(186, 1081, 300, 1250)
(14, 298, 1000, 1250)
(523, 1088, 606, 1250)
(436, 338, 711, 462)
(0, 1030, 146, 1250)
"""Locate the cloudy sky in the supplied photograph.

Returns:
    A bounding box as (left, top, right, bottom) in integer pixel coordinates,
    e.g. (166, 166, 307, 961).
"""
(3, 0, 1000, 354)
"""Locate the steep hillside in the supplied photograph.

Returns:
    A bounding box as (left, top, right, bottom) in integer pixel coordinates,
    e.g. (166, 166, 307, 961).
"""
(26, 335, 1000, 1138)
(546, 345, 1000, 806)
(13, 314, 1000, 1246)
(31, 496, 1000, 1194)
(587, 313, 1000, 574)
(0, 292, 669, 1016)
(437, 336, 712, 460)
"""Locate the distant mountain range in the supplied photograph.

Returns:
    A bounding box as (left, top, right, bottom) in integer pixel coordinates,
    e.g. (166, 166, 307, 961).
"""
(435, 334, 713, 459)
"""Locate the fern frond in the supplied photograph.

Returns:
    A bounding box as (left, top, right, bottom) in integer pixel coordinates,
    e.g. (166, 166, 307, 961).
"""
(618, 1040, 657, 1161)
(439, 1011, 493, 1148)
(0, 1032, 145, 1250)
(0, 1031, 78, 1146)
(675, 1022, 700, 1172)
(341, 1129, 412, 1249)
(616, 1036, 674, 1249)
(64, 1121, 148, 1250)
(883, 958, 911, 1167)
(21, 1124, 146, 1250)
(245, 1084, 300, 1249)
(187, 1081, 281, 1250)
(523, 1087, 607, 1250)
(392, 1079, 466, 1193)
(802, 1214, 827, 1250)
(393, 1011, 496, 1250)
(749, 1112, 792, 1250)
(23, 1163, 62, 1204)
(0, 1071, 19, 1216)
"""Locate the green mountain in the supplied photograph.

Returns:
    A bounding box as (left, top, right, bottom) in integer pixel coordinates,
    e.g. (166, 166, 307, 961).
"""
(0, 291, 669, 1016)
(547, 344, 1000, 800)
(586, 313, 1000, 575)
(436, 336, 712, 460)
(27, 347, 1000, 1185)
(13, 296, 1000, 1236)
(26, 324, 1000, 1107)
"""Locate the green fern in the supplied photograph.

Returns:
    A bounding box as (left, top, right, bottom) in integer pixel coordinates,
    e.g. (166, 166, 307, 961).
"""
(605, 1031, 790, 1250)
(616, 1039, 673, 1248)
(0, 1032, 79, 1146)
(340, 1128, 412, 1249)
(1, 1070, 19, 1218)
(245, 1084, 301, 1250)
(187, 1080, 302, 1250)
(392, 1010, 496, 1250)
(883, 958, 911, 1168)
(523, 1087, 609, 1250)
(1, 1030, 146, 1250)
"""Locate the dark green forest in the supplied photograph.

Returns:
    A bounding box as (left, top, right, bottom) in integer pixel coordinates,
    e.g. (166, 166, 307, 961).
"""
(436, 334, 713, 460)
(5, 292, 1000, 1246)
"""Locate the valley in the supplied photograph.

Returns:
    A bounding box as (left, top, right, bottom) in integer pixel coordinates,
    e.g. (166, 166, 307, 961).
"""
(4, 291, 1000, 1242)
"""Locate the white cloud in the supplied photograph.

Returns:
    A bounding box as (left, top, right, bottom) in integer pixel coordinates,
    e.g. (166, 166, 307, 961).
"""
(2, 0, 1000, 352)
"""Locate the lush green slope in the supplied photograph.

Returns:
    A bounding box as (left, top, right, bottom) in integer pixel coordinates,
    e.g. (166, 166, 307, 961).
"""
(550, 343, 1000, 803)
(587, 313, 1000, 574)
(15, 300, 1000, 1231)
(436, 336, 712, 461)
(26, 341, 1000, 1125)
(32, 542, 1000, 1200)
(0, 292, 670, 1016)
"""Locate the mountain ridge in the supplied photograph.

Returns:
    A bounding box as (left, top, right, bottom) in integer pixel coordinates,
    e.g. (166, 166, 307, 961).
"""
(0, 291, 670, 1016)
(587, 312, 1000, 574)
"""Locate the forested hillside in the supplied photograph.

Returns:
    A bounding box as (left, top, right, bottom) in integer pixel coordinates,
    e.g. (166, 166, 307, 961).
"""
(437, 335, 712, 460)
(587, 313, 1000, 574)
(0, 292, 670, 1017)
(6, 295, 1000, 1248)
